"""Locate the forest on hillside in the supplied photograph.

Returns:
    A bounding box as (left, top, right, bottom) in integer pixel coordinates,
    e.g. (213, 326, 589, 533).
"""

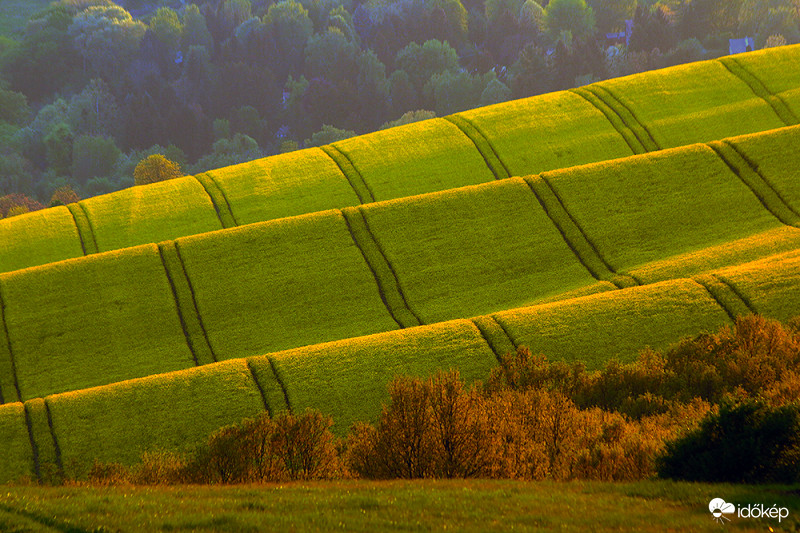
(0, 0, 798, 212)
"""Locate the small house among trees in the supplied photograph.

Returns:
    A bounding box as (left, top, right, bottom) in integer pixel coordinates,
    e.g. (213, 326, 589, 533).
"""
(729, 37, 756, 55)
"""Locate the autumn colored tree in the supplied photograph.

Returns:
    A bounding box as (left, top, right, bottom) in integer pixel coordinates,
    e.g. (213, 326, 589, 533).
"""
(133, 154, 183, 186)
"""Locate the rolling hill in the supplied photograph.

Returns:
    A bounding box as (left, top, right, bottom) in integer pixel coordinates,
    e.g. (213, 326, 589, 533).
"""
(0, 45, 799, 483)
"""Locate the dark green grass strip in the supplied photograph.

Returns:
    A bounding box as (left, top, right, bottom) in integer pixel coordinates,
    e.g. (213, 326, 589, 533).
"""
(523, 175, 638, 289)
(247, 357, 291, 416)
(65, 204, 98, 255)
(158, 241, 217, 366)
(444, 115, 511, 180)
(571, 88, 647, 155)
(22, 403, 40, 481)
(712, 271, 759, 316)
(693, 274, 752, 322)
(24, 398, 61, 482)
(341, 207, 422, 328)
(320, 145, 375, 203)
(707, 141, 800, 227)
(245, 359, 271, 416)
(718, 56, 798, 126)
(491, 314, 520, 351)
(193, 173, 238, 228)
(584, 85, 660, 152)
(0, 285, 21, 404)
(471, 316, 516, 363)
(268, 357, 293, 413)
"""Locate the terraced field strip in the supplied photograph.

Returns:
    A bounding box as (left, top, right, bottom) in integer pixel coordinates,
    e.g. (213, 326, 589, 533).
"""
(0, 245, 196, 401)
(711, 249, 800, 322)
(65, 203, 99, 255)
(174, 210, 399, 360)
(341, 207, 422, 328)
(717, 55, 798, 126)
(718, 45, 800, 121)
(320, 145, 375, 203)
(595, 59, 786, 148)
(493, 278, 732, 369)
(192, 172, 237, 228)
(80, 177, 223, 253)
(157, 241, 216, 366)
(578, 84, 660, 152)
(442, 115, 510, 179)
(542, 144, 785, 278)
(707, 140, 800, 226)
(692, 273, 754, 321)
(456, 90, 635, 177)
(259, 320, 498, 435)
(357, 179, 600, 323)
(0, 207, 84, 275)
(523, 174, 639, 288)
(46, 359, 278, 479)
(0, 403, 33, 484)
(570, 87, 647, 155)
(727, 125, 800, 215)
(202, 148, 361, 225)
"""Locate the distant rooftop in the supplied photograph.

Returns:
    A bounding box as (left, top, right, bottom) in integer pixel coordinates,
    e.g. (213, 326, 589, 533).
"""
(729, 37, 756, 55)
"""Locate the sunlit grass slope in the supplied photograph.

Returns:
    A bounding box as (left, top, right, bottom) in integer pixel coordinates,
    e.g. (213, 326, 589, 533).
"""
(48, 359, 274, 479)
(256, 320, 497, 435)
(493, 279, 731, 369)
(725, 44, 800, 119)
(455, 90, 635, 177)
(595, 59, 785, 148)
(331, 118, 496, 201)
(0, 403, 33, 484)
(727, 125, 800, 214)
(80, 177, 222, 252)
(200, 148, 360, 225)
(714, 249, 800, 322)
(0, 245, 195, 401)
(174, 210, 398, 360)
(540, 144, 783, 277)
(0, 207, 84, 274)
(358, 179, 597, 323)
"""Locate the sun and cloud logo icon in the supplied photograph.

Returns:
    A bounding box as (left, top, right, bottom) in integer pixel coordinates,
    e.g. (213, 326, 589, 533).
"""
(709, 498, 736, 524)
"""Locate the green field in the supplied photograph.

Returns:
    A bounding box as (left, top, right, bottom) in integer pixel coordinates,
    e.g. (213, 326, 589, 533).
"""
(0, 207, 84, 274)
(722, 45, 800, 120)
(0, 480, 797, 532)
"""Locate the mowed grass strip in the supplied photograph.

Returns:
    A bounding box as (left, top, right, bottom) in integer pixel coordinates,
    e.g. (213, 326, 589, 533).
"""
(255, 320, 497, 435)
(595, 59, 785, 148)
(708, 140, 800, 226)
(543, 144, 782, 275)
(456, 90, 634, 177)
(0, 207, 84, 274)
(175, 210, 398, 360)
(80, 177, 222, 253)
(727, 125, 800, 216)
(47, 360, 270, 479)
(331, 118, 496, 201)
(0, 403, 34, 484)
(631, 226, 800, 284)
(570, 87, 647, 154)
(717, 55, 798, 126)
(202, 148, 362, 225)
(0, 245, 196, 401)
(722, 44, 800, 121)
(494, 278, 732, 369)
(712, 249, 800, 322)
(358, 179, 598, 323)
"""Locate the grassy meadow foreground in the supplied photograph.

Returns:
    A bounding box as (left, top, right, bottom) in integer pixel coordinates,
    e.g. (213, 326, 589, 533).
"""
(1, 480, 799, 532)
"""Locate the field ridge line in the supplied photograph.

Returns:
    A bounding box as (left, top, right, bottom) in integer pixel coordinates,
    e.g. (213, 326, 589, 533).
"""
(66, 203, 98, 254)
(692, 275, 750, 323)
(24, 399, 61, 483)
(717, 57, 798, 126)
(708, 142, 800, 227)
(22, 403, 41, 481)
(490, 315, 519, 351)
(523, 175, 638, 289)
(174, 241, 218, 364)
(471, 316, 515, 364)
(268, 357, 293, 413)
(0, 282, 22, 403)
(444, 115, 511, 179)
(246, 359, 272, 417)
(193, 173, 238, 228)
(712, 273, 758, 316)
(157, 242, 201, 367)
(341, 208, 423, 328)
(321, 144, 376, 203)
(585, 85, 660, 152)
(570, 87, 646, 155)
